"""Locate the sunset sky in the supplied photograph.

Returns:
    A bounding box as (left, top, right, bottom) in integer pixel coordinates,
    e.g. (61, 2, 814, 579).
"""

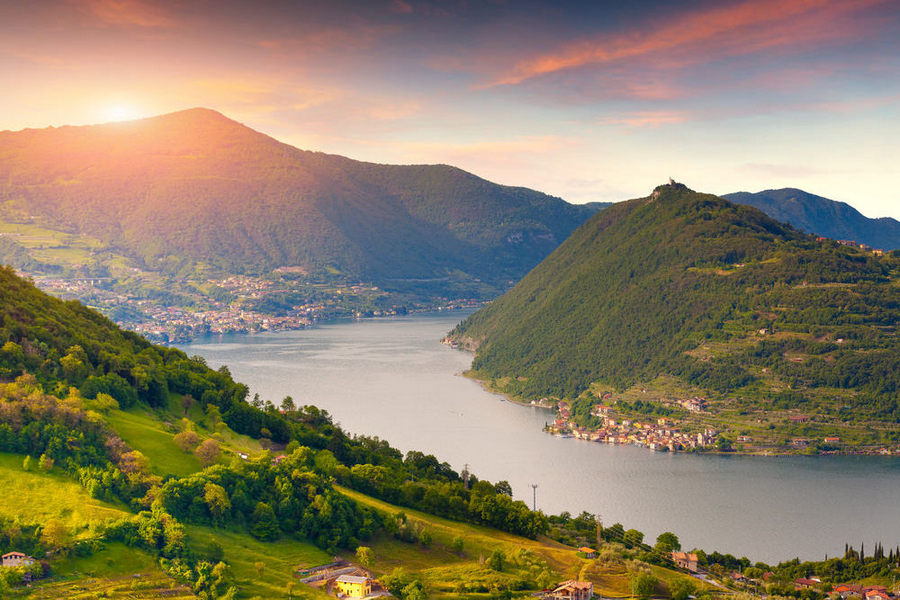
(1, 0, 898, 216)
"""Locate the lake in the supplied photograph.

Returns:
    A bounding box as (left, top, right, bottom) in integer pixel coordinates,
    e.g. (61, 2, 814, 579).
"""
(180, 310, 900, 564)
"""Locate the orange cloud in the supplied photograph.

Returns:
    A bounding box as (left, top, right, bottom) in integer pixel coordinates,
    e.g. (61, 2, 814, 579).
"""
(597, 111, 691, 128)
(491, 0, 891, 86)
(73, 0, 176, 28)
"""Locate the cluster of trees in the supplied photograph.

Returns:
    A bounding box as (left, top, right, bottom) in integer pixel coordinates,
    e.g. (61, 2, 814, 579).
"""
(0, 377, 114, 470)
(156, 449, 377, 552)
(105, 509, 236, 598)
(341, 458, 547, 539)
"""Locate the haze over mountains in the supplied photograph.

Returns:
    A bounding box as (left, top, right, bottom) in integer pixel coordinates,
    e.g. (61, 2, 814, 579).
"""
(0, 108, 602, 293)
(724, 189, 900, 251)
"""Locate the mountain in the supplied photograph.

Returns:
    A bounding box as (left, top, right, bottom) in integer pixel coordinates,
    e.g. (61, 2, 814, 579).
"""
(450, 182, 900, 426)
(724, 188, 900, 250)
(0, 108, 600, 292)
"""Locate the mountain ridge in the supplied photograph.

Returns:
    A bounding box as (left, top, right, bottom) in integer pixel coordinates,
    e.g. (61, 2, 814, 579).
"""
(450, 182, 900, 446)
(723, 187, 900, 250)
(0, 108, 601, 291)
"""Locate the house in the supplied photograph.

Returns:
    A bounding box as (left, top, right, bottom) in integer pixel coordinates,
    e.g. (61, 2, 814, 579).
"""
(1, 552, 35, 567)
(334, 574, 372, 598)
(789, 415, 810, 423)
(823, 437, 841, 444)
(866, 589, 891, 600)
(672, 551, 699, 572)
(794, 578, 819, 589)
(547, 580, 594, 600)
(834, 584, 863, 598)
(578, 547, 597, 559)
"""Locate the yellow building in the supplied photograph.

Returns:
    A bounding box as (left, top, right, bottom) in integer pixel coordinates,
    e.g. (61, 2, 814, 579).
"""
(335, 574, 372, 598)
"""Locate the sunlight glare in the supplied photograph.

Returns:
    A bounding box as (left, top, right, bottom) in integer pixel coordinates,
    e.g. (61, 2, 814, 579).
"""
(102, 104, 142, 123)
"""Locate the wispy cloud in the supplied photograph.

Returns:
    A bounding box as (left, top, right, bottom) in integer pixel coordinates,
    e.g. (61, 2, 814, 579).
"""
(489, 0, 892, 87)
(597, 110, 691, 128)
(72, 0, 176, 28)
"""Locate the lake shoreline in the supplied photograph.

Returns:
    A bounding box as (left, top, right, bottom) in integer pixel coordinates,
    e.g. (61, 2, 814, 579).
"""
(448, 343, 898, 459)
(182, 312, 900, 562)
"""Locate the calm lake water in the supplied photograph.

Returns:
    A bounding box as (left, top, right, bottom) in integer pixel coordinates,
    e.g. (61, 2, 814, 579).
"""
(180, 310, 900, 564)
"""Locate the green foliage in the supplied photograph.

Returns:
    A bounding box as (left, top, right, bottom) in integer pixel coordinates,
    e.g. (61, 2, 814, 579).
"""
(668, 577, 696, 600)
(488, 549, 505, 571)
(453, 185, 900, 426)
(633, 571, 658, 600)
(656, 532, 681, 554)
(251, 503, 277, 541)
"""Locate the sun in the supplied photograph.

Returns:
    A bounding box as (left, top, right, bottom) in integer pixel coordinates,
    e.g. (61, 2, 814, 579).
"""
(102, 104, 143, 123)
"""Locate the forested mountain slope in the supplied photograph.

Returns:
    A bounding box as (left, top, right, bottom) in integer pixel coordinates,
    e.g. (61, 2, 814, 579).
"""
(0, 108, 599, 290)
(451, 182, 900, 423)
(724, 188, 900, 250)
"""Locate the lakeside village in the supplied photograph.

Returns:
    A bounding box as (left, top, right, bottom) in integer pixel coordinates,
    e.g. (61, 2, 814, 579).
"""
(545, 399, 722, 453)
(542, 399, 899, 456)
(26, 272, 483, 344)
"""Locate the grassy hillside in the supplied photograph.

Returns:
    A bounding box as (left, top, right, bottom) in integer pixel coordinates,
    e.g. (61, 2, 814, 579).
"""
(0, 108, 599, 291)
(0, 452, 128, 531)
(451, 183, 900, 447)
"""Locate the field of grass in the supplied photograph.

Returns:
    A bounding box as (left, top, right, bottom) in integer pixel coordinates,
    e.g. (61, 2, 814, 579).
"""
(336, 486, 662, 599)
(14, 543, 195, 599)
(0, 452, 128, 533)
(105, 408, 203, 477)
(0, 222, 106, 267)
(184, 524, 332, 599)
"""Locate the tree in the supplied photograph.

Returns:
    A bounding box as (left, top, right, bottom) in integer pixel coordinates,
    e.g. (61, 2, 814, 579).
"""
(624, 528, 644, 548)
(655, 531, 681, 554)
(495, 480, 513, 496)
(356, 546, 373, 569)
(174, 430, 200, 452)
(38, 454, 54, 471)
(181, 394, 195, 416)
(195, 439, 221, 467)
(204, 483, 231, 524)
(254, 561, 265, 578)
(281, 395, 296, 412)
(668, 578, 695, 600)
(250, 502, 279, 541)
(488, 549, 505, 571)
(41, 519, 68, 552)
(206, 404, 223, 429)
(633, 572, 657, 600)
(22, 455, 32, 471)
(401, 581, 427, 600)
(419, 530, 432, 547)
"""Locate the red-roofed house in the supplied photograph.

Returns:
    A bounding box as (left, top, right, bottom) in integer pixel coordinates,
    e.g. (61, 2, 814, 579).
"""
(672, 552, 699, 572)
(866, 590, 891, 600)
(548, 580, 593, 600)
(1, 552, 35, 567)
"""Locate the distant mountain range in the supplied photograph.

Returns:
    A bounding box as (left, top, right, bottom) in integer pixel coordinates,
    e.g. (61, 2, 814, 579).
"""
(451, 182, 900, 437)
(723, 188, 900, 250)
(0, 108, 602, 293)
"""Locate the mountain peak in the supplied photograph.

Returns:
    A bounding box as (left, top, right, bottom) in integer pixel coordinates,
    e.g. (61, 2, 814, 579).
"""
(651, 179, 692, 199)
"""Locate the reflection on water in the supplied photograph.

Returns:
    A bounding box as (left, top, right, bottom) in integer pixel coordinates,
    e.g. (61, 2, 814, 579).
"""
(181, 311, 900, 563)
